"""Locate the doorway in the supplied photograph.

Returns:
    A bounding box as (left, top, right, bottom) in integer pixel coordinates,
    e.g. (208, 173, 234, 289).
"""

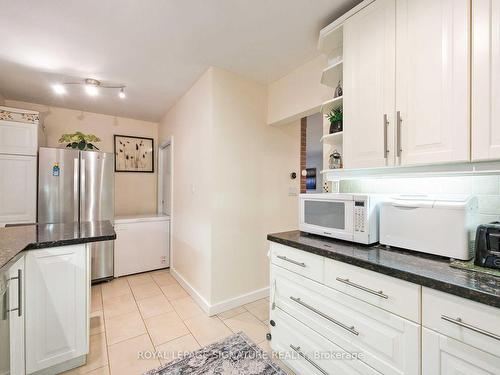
(300, 112, 324, 193)
(158, 139, 173, 215)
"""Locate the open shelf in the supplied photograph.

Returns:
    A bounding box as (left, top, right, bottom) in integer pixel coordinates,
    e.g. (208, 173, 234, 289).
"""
(321, 96, 343, 114)
(321, 132, 343, 144)
(321, 60, 343, 87)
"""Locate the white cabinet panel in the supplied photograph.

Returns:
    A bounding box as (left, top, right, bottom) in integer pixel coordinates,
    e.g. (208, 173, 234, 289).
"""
(396, 0, 470, 165)
(343, 0, 396, 168)
(0, 154, 36, 226)
(324, 258, 421, 323)
(270, 242, 324, 283)
(422, 287, 500, 358)
(25, 245, 89, 374)
(272, 265, 420, 375)
(271, 307, 382, 375)
(0, 120, 38, 156)
(472, 0, 500, 161)
(422, 328, 500, 375)
(8, 256, 25, 375)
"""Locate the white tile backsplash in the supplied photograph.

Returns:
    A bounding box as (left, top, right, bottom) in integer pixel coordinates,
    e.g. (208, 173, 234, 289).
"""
(339, 175, 500, 218)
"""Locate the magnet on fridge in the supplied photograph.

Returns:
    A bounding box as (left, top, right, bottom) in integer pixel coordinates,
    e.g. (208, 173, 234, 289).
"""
(52, 162, 60, 176)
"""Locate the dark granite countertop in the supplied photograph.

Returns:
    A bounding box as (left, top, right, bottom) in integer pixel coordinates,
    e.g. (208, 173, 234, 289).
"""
(0, 221, 116, 269)
(268, 230, 500, 309)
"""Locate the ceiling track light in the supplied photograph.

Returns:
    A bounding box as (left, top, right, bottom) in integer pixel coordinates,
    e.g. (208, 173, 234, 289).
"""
(52, 78, 126, 98)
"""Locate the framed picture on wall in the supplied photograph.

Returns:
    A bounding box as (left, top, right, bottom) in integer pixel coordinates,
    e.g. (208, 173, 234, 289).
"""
(114, 135, 154, 173)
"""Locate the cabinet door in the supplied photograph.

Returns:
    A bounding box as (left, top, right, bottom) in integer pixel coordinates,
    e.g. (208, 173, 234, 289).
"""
(25, 245, 89, 373)
(472, 0, 500, 161)
(8, 256, 25, 375)
(396, 0, 470, 165)
(343, 0, 396, 168)
(0, 120, 38, 156)
(422, 328, 500, 374)
(0, 154, 36, 226)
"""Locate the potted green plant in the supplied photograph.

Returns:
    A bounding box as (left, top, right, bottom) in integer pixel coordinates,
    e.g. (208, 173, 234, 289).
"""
(58, 132, 101, 150)
(326, 106, 343, 134)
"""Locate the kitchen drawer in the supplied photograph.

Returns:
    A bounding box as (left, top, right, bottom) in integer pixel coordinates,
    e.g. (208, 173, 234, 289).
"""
(270, 306, 381, 375)
(422, 287, 500, 358)
(272, 265, 421, 375)
(270, 243, 324, 283)
(324, 258, 421, 322)
(422, 328, 500, 375)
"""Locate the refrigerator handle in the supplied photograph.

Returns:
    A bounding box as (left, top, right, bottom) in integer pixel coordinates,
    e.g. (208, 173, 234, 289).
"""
(74, 158, 79, 222)
(80, 158, 86, 221)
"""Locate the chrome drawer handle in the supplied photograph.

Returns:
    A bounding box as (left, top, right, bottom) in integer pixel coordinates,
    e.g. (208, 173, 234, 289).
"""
(277, 255, 306, 268)
(290, 296, 359, 336)
(441, 315, 500, 341)
(290, 344, 329, 375)
(336, 277, 388, 299)
(6, 269, 22, 317)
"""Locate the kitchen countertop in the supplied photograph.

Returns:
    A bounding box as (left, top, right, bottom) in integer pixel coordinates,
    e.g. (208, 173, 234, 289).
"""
(0, 221, 116, 269)
(268, 230, 500, 309)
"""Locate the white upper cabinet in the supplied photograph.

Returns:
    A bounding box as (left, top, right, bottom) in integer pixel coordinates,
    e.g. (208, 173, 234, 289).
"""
(0, 154, 37, 226)
(396, 0, 470, 165)
(343, 0, 396, 168)
(472, 0, 500, 161)
(0, 120, 38, 156)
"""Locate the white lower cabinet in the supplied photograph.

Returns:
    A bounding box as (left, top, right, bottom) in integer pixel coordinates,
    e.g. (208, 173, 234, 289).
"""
(422, 328, 500, 374)
(25, 244, 89, 374)
(270, 244, 500, 375)
(272, 264, 420, 375)
(271, 307, 381, 375)
(8, 256, 25, 375)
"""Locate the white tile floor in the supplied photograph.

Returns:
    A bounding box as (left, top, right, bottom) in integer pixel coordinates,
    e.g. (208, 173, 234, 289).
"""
(63, 268, 288, 375)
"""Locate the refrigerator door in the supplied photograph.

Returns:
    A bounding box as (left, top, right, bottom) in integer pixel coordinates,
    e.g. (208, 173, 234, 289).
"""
(80, 151, 115, 281)
(38, 147, 80, 224)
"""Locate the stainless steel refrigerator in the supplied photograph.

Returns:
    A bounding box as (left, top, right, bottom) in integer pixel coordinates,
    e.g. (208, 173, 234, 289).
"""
(38, 147, 114, 282)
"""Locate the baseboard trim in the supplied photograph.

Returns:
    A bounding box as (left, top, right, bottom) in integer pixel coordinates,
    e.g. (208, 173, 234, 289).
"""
(208, 286, 270, 316)
(170, 268, 269, 316)
(170, 267, 211, 314)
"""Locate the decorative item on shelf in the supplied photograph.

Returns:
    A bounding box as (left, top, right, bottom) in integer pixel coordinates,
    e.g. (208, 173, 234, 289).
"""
(305, 168, 317, 190)
(323, 180, 340, 193)
(329, 150, 343, 169)
(114, 134, 154, 173)
(58, 131, 101, 150)
(334, 80, 343, 98)
(326, 106, 343, 134)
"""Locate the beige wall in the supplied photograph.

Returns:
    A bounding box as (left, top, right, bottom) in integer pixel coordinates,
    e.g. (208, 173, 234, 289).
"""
(0, 92, 5, 105)
(158, 69, 214, 304)
(159, 67, 300, 308)
(211, 68, 299, 304)
(267, 55, 333, 126)
(5, 99, 159, 216)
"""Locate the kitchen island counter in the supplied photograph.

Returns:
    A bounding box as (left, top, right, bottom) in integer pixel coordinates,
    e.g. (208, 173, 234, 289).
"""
(0, 220, 116, 268)
(268, 230, 500, 308)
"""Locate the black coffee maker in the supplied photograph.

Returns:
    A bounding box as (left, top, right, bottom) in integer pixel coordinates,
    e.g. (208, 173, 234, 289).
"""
(474, 222, 500, 269)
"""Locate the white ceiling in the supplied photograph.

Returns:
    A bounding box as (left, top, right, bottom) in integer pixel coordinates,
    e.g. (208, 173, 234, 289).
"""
(0, 0, 360, 122)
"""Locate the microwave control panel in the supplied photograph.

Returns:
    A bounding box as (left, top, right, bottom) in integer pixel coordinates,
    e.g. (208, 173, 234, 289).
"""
(354, 201, 366, 232)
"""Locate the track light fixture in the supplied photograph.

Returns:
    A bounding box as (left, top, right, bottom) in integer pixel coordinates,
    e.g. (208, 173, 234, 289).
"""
(52, 78, 126, 98)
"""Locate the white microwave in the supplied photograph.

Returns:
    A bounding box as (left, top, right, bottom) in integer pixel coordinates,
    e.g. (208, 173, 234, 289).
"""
(299, 193, 381, 244)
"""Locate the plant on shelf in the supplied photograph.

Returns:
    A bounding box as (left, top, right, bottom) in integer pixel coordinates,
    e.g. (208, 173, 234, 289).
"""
(58, 131, 101, 150)
(326, 106, 343, 134)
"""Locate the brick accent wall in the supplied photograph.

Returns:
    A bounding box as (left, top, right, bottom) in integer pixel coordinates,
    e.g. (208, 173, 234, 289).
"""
(300, 117, 307, 194)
